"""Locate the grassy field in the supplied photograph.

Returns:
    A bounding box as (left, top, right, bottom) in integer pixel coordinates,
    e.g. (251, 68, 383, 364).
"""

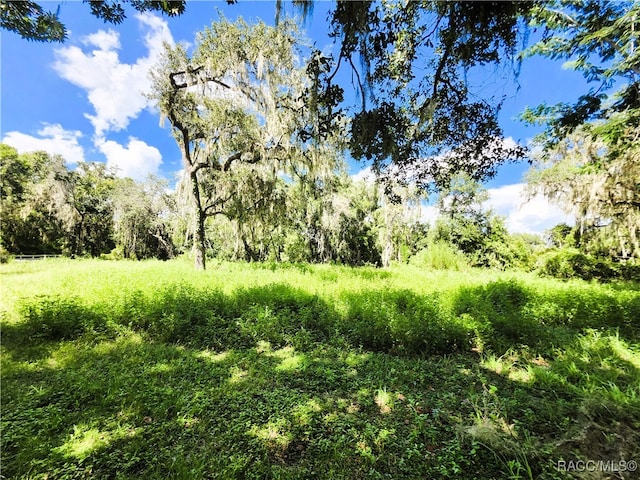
(1, 258, 639, 479)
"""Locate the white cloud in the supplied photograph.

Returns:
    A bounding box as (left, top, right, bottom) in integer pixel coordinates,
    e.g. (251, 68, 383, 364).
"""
(96, 136, 162, 181)
(351, 166, 375, 183)
(485, 183, 573, 234)
(419, 204, 440, 224)
(82, 29, 121, 51)
(2, 124, 85, 164)
(52, 14, 174, 138)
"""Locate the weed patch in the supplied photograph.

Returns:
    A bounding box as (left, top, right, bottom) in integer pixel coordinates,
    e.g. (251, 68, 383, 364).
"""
(1, 259, 639, 479)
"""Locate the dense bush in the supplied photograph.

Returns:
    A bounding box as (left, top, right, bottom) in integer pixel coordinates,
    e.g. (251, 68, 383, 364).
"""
(409, 241, 469, 270)
(0, 246, 11, 263)
(537, 248, 636, 281)
(619, 261, 640, 281)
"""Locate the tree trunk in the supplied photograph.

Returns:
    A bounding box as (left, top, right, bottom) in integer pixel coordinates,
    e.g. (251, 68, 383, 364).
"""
(190, 171, 207, 270)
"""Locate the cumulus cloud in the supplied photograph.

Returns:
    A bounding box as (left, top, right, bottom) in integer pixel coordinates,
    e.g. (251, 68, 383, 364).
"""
(82, 29, 121, 51)
(52, 14, 174, 137)
(485, 183, 573, 234)
(2, 124, 85, 164)
(96, 136, 162, 181)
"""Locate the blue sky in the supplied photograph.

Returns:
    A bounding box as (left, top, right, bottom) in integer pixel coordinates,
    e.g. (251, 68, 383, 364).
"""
(1, 1, 589, 234)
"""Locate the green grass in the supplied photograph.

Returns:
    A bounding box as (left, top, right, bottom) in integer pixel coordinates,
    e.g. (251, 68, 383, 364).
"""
(2, 258, 639, 479)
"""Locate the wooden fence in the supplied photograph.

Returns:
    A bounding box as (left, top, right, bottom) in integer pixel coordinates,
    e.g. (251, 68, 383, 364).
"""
(13, 254, 63, 261)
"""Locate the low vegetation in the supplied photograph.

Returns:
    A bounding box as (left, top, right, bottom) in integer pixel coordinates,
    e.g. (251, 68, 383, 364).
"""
(2, 258, 638, 479)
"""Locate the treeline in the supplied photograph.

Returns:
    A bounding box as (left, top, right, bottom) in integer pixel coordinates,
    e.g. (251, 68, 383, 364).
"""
(2, 143, 546, 270)
(0, 145, 174, 260)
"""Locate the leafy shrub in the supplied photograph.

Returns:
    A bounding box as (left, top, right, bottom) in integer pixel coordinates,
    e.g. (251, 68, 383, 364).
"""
(483, 279, 543, 344)
(409, 241, 469, 271)
(619, 261, 640, 281)
(342, 291, 393, 352)
(0, 246, 12, 263)
(281, 232, 310, 263)
(451, 280, 543, 349)
(233, 284, 336, 347)
(17, 295, 105, 340)
(537, 248, 617, 281)
(342, 289, 473, 355)
(478, 236, 534, 271)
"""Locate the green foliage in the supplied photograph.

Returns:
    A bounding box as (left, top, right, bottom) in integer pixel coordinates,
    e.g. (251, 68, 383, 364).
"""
(409, 241, 470, 271)
(1, 145, 179, 259)
(343, 289, 471, 355)
(112, 177, 176, 260)
(545, 223, 574, 248)
(425, 175, 537, 270)
(0, 245, 11, 263)
(522, 1, 640, 261)
(0, 0, 187, 42)
(330, 1, 529, 189)
(522, 0, 639, 143)
(537, 248, 624, 281)
(1, 259, 639, 479)
(526, 127, 640, 260)
(16, 295, 109, 341)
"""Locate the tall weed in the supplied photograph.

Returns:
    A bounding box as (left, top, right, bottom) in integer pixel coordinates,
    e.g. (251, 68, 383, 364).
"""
(3, 259, 638, 356)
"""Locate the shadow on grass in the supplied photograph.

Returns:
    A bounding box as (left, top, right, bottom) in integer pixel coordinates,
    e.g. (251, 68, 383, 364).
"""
(3, 333, 498, 479)
(2, 279, 639, 478)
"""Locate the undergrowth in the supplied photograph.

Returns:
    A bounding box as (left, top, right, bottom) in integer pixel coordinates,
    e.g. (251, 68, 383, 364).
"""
(2, 258, 639, 479)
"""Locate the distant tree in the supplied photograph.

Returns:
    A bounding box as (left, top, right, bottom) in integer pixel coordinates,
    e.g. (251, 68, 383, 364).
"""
(545, 223, 574, 249)
(374, 181, 425, 267)
(112, 176, 176, 259)
(0, 144, 30, 203)
(0, 146, 118, 256)
(329, 179, 381, 266)
(0, 146, 62, 253)
(527, 126, 640, 259)
(69, 163, 117, 256)
(430, 173, 530, 269)
(28, 160, 117, 256)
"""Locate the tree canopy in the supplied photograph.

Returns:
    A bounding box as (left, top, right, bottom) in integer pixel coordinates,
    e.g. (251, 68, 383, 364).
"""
(148, 17, 343, 269)
(523, 0, 639, 260)
(323, 1, 531, 190)
(0, 0, 188, 42)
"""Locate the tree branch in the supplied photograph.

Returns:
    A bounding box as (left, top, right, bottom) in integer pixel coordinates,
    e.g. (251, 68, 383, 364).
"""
(169, 67, 232, 90)
(347, 55, 366, 109)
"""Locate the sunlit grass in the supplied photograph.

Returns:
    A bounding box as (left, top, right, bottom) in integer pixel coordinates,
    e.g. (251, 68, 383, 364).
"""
(1, 258, 639, 479)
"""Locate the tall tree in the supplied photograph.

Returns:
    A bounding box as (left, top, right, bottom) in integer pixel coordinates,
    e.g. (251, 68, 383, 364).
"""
(149, 18, 329, 269)
(526, 126, 640, 258)
(522, 0, 640, 259)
